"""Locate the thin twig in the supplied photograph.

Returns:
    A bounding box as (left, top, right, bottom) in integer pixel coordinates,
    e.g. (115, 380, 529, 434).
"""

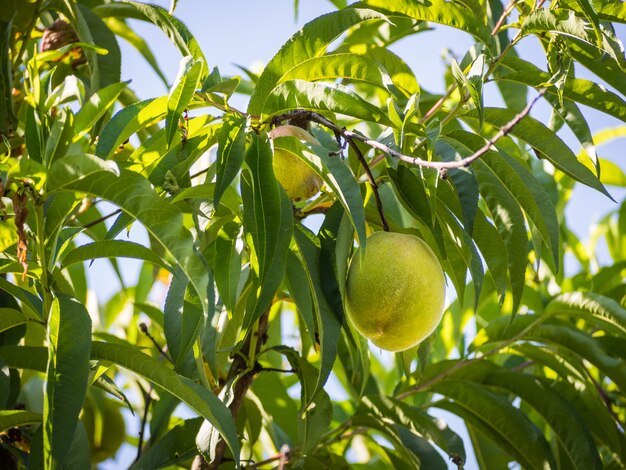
(134, 383, 153, 463)
(82, 208, 122, 229)
(139, 322, 174, 364)
(491, 0, 520, 36)
(347, 138, 389, 231)
(259, 367, 296, 374)
(190, 167, 210, 179)
(272, 88, 546, 172)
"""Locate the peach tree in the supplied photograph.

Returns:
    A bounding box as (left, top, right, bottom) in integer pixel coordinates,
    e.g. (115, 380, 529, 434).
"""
(0, 0, 625, 468)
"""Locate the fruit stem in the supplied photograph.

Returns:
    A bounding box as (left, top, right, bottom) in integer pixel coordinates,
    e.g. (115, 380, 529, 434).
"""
(347, 138, 389, 231)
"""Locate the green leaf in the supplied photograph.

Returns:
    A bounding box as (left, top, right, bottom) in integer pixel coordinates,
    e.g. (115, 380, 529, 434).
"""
(73, 81, 128, 141)
(130, 418, 203, 469)
(273, 137, 367, 247)
(467, 422, 512, 470)
(361, 395, 466, 463)
(48, 154, 209, 312)
(569, 39, 626, 96)
(77, 4, 122, 89)
(214, 222, 242, 313)
(166, 56, 203, 147)
(360, 0, 492, 44)
(214, 115, 247, 208)
(262, 80, 392, 125)
(485, 370, 602, 470)
(437, 200, 484, 309)
(278, 52, 395, 93)
(240, 134, 293, 329)
(0, 19, 16, 137)
(473, 315, 626, 391)
(96, 97, 167, 159)
(293, 225, 342, 402)
(463, 107, 612, 199)
(519, 9, 623, 62)
(0, 276, 42, 320)
(473, 159, 527, 312)
(0, 307, 39, 333)
(0, 220, 18, 253)
(497, 56, 626, 123)
(248, 7, 388, 115)
(471, 212, 508, 301)
(57, 240, 171, 273)
(44, 295, 92, 468)
(102, 17, 169, 86)
(444, 131, 560, 269)
(0, 410, 42, 432)
(118, 2, 207, 66)
(432, 379, 556, 469)
(545, 291, 626, 335)
(90, 341, 240, 463)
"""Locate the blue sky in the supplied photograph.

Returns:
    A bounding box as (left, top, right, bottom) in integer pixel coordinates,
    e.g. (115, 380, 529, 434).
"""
(97, 1, 625, 467)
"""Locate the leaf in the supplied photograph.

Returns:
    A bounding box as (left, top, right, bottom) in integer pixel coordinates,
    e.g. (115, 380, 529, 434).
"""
(293, 225, 343, 402)
(0, 19, 16, 137)
(432, 379, 556, 469)
(118, 2, 207, 66)
(0, 410, 42, 432)
(164, 270, 204, 371)
(0, 276, 42, 320)
(472, 211, 508, 301)
(437, 201, 484, 309)
(0, 307, 39, 333)
(214, 115, 247, 208)
(545, 291, 626, 335)
(387, 165, 433, 227)
(497, 56, 626, 123)
(58, 240, 171, 272)
(278, 52, 395, 93)
(44, 295, 92, 468)
(240, 134, 293, 329)
(262, 80, 392, 125)
(273, 137, 367, 247)
(473, 315, 626, 391)
(77, 5, 122, 89)
(361, 395, 466, 463)
(130, 418, 203, 469)
(214, 222, 242, 314)
(485, 370, 602, 470)
(102, 17, 169, 86)
(569, 39, 626, 96)
(248, 7, 388, 115)
(359, 0, 492, 44)
(166, 56, 203, 147)
(73, 81, 128, 141)
(462, 107, 612, 199)
(91, 341, 240, 462)
(473, 159, 527, 312)
(444, 131, 560, 269)
(48, 154, 209, 312)
(519, 8, 623, 62)
(96, 97, 167, 159)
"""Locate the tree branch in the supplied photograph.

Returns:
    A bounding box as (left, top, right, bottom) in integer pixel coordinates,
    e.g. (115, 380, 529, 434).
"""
(191, 311, 271, 469)
(271, 88, 546, 171)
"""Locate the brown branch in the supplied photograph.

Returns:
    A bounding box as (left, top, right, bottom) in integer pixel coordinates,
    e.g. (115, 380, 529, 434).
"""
(272, 88, 546, 172)
(81, 208, 122, 229)
(192, 311, 271, 469)
(491, 0, 520, 36)
(347, 138, 389, 231)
